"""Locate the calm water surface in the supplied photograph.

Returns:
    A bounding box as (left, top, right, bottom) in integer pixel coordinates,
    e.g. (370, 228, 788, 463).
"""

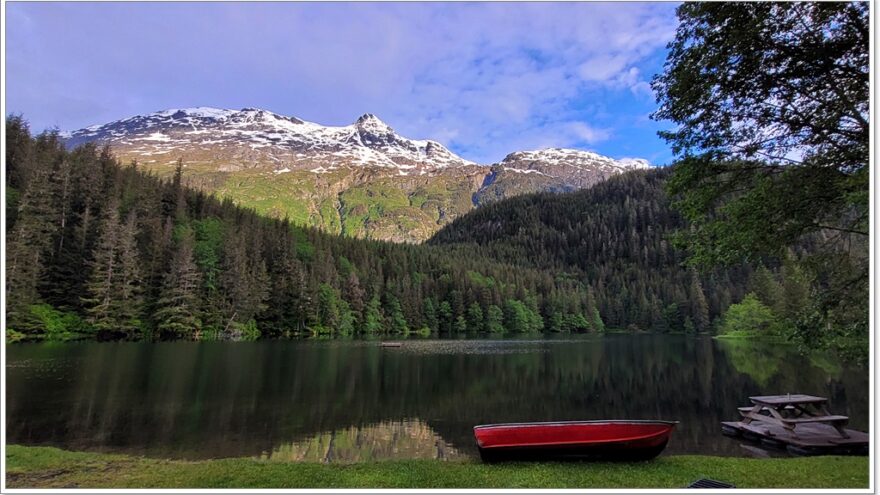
(6, 335, 868, 461)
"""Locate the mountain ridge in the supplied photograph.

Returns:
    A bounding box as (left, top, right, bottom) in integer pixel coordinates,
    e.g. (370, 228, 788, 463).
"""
(62, 107, 653, 242)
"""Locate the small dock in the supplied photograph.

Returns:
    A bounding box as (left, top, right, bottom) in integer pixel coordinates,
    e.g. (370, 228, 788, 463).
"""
(721, 421, 868, 455)
(380, 342, 403, 348)
(721, 394, 868, 456)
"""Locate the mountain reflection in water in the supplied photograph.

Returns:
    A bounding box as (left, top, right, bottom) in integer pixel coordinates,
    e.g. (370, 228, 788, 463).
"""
(259, 420, 461, 462)
(6, 335, 867, 461)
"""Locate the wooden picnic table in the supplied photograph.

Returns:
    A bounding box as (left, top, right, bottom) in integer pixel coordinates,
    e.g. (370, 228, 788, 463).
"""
(739, 394, 850, 438)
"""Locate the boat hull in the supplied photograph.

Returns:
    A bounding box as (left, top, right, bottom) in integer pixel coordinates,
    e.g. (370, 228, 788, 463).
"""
(473, 420, 677, 462)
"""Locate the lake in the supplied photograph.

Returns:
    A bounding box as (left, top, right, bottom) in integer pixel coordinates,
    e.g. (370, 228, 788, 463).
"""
(6, 334, 868, 462)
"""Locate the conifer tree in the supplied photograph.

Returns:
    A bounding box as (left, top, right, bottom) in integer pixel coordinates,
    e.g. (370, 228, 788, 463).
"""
(466, 303, 483, 333)
(485, 305, 504, 333)
(688, 271, 711, 332)
(750, 265, 782, 309)
(6, 168, 57, 331)
(154, 228, 202, 338)
(363, 294, 384, 334)
(113, 211, 144, 337)
(81, 199, 122, 331)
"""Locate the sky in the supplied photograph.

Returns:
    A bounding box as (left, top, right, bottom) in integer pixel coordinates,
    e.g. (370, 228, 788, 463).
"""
(6, 2, 679, 165)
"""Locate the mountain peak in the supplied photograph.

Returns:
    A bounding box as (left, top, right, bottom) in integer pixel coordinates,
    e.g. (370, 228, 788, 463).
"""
(154, 107, 236, 119)
(64, 107, 473, 170)
(354, 113, 393, 133)
(502, 148, 651, 171)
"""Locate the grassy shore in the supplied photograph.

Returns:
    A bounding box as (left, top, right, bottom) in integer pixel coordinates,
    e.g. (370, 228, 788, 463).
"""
(5, 445, 869, 489)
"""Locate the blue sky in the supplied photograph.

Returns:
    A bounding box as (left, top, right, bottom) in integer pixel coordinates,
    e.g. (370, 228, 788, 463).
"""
(6, 2, 679, 165)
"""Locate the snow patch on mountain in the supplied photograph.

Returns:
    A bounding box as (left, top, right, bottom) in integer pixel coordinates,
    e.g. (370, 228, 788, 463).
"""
(64, 109, 652, 187)
(64, 107, 476, 171)
(500, 148, 651, 174)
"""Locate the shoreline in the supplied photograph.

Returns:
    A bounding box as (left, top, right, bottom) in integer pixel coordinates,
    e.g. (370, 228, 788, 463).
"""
(5, 445, 869, 489)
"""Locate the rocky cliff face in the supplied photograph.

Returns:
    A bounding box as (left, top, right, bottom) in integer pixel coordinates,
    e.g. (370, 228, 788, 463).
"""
(64, 107, 650, 242)
(474, 148, 650, 205)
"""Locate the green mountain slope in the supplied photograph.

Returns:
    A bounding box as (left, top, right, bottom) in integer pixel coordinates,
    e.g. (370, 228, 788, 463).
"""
(63, 107, 649, 242)
(9, 118, 747, 341)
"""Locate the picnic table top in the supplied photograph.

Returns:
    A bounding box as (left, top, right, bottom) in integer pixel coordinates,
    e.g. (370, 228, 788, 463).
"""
(749, 394, 827, 406)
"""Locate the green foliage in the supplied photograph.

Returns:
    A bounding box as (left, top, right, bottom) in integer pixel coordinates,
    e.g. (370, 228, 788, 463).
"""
(590, 306, 605, 333)
(231, 319, 261, 341)
(5, 119, 763, 343)
(466, 271, 496, 289)
(502, 299, 543, 333)
(431, 170, 751, 333)
(316, 283, 341, 331)
(565, 313, 589, 333)
(386, 296, 409, 335)
(718, 294, 780, 338)
(337, 300, 356, 336)
(154, 229, 202, 339)
(438, 301, 453, 334)
(485, 305, 504, 333)
(25, 304, 87, 340)
(654, 2, 868, 355)
(422, 298, 438, 333)
(193, 218, 224, 291)
(466, 303, 483, 333)
(337, 256, 354, 278)
(6, 185, 19, 224)
(362, 295, 384, 334)
(6, 328, 27, 343)
(292, 229, 315, 262)
(750, 265, 781, 309)
(80, 201, 144, 338)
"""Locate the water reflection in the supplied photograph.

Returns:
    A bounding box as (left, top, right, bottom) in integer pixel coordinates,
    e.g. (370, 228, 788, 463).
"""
(260, 420, 462, 462)
(5, 335, 868, 460)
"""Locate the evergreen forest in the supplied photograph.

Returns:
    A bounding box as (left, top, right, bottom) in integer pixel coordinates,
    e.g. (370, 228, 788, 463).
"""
(6, 116, 757, 343)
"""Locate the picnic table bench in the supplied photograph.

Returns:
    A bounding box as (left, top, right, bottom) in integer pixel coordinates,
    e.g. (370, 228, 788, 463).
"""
(739, 394, 849, 438)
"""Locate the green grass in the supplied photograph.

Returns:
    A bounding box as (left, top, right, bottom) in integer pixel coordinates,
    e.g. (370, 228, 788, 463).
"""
(139, 164, 483, 242)
(5, 445, 868, 489)
(215, 171, 318, 226)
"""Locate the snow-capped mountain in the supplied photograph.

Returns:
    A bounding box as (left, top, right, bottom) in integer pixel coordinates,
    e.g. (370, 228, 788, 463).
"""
(500, 148, 650, 174)
(64, 107, 474, 172)
(63, 107, 651, 242)
(473, 148, 650, 205)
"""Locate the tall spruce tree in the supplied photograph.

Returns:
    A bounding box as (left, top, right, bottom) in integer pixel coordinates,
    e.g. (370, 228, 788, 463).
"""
(113, 211, 144, 337)
(154, 228, 202, 338)
(688, 271, 710, 332)
(81, 199, 122, 331)
(6, 167, 57, 331)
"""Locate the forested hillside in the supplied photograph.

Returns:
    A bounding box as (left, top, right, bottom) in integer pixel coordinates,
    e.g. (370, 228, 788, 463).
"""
(430, 170, 753, 331)
(60, 107, 648, 243)
(6, 117, 750, 341)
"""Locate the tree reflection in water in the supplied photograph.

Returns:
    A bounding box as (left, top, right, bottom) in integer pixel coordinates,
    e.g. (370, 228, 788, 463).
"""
(6, 335, 867, 460)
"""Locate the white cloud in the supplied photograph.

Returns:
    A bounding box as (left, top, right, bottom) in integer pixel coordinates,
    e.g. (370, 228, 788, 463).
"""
(566, 122, 613, 144)
(578, 55, 631, 83)
(7, 2, 678, 163)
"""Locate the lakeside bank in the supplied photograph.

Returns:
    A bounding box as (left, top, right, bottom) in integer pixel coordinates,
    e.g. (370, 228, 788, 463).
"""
(5, 445, 868, 489)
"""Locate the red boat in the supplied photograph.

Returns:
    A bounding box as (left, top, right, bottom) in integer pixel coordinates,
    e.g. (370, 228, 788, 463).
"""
(473, 420, 677, 462)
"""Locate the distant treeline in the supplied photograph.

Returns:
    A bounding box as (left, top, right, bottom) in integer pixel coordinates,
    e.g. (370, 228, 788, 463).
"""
(430, 169, 756, 332)
(6, 116, 750, 341)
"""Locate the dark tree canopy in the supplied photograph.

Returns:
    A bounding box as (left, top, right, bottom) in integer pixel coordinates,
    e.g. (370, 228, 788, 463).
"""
(6, 117, 755, 342)
(653, 2, 868, 261)
(653, 2, 869, 356)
